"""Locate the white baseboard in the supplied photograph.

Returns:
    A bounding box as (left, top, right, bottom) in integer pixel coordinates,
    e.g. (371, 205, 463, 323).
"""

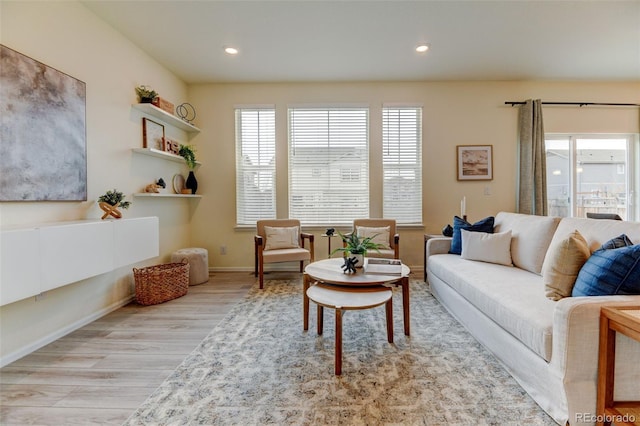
(0, 295, 134, 368)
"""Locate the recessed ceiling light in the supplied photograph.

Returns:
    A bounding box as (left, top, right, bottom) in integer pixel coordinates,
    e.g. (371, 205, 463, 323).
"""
(224, 47, 239, 55)
(416, 44, 430, 53)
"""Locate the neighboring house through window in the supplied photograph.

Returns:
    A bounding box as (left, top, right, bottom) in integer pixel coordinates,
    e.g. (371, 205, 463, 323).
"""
(288, 107, 369, 225)
(545, 134, 636, 220)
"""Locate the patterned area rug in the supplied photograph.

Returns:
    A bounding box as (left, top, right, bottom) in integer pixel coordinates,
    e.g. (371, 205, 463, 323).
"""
(124, 277, 555, 425)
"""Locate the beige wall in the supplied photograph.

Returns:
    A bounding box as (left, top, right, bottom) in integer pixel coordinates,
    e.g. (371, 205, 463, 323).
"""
(188, 81, 639, 270)
(0, 1, 197, 364)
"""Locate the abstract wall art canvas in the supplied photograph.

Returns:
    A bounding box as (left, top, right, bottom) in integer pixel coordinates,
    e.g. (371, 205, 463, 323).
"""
(0, 45, 87, 201)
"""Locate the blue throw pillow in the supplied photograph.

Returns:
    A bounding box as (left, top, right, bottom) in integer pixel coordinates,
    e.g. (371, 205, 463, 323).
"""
(600, 234, 634, 250)
(449, 215, 495, 255)
(572, 244, 640, 296)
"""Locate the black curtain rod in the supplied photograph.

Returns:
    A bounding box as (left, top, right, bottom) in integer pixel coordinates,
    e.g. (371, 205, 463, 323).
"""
(505, 101, 640, 107)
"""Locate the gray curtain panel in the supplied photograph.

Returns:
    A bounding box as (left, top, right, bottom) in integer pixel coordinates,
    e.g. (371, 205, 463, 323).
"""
(517, 99, 547, 216)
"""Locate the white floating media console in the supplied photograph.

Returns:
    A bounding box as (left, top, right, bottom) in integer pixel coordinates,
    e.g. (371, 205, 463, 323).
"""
(0, 217, 159, 306)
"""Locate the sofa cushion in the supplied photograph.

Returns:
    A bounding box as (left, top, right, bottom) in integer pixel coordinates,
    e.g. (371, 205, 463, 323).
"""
(601, 234, 634, 250)
(428, 253, 555, 361)
(542, 230, 591, 301)
(572, 244, 640, 297)
(549, 217, 640, 253)
(449, 215, 494, 255)
(495, 212, 561, 275)
(461, 229, 512, 266)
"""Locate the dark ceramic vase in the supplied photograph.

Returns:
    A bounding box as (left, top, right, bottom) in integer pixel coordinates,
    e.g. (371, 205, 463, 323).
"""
(185, 171, 198, 194)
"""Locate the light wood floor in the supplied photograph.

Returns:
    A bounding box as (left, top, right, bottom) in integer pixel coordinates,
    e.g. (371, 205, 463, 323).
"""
(0, 271, 257, 425)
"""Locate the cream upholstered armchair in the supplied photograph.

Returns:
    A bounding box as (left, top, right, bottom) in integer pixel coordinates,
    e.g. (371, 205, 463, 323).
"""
(351, 218, 400, 259)
(254, 219, 314, 289)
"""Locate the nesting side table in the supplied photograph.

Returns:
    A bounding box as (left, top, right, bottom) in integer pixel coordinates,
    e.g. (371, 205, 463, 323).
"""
(597, 306, 640, 426)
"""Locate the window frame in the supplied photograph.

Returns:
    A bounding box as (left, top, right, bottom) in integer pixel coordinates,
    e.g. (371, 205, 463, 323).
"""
(382, 105, 423, 225)
(234, 106, 277, 226)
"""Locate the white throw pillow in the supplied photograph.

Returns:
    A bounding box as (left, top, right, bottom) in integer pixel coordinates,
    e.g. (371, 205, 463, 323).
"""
(356, 226, 391, 250)
(264, 226, 300, 250)
(461, 229, 513, 266)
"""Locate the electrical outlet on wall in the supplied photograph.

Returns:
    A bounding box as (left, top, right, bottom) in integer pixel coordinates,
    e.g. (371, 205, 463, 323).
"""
(220, 245, 227, 255)
(484, 186, 492, 196)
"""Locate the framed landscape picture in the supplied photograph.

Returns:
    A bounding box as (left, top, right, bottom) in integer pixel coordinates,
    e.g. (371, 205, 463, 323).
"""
(457, 145, 493, 180)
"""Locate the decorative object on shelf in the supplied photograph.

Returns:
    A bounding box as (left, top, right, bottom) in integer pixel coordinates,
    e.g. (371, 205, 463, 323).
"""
(142, 118, 165, 150)
(185, 171, 198, 195)
(326, 227, 335, 236)
(341, 256, 358, 274)
(135, 85, 158, 103)
(172, 173, 185, 194)
(457, 145, 493, 181)
(164, 137, 180, 155)
(151, 97, 174, 114)
(331, 231, 385, 268)
(442, 224, 453, 237)
(98, 189, 131, 220)
(1, 45, 87, 202)
(176, 102, 196, 124)
(144, 178, 166, 193)
(179, 144, 198, 194)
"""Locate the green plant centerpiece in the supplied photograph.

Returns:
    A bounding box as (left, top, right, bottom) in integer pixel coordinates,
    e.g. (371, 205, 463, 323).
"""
(98, 189, 131, 219)
(331, 231, 385, 268)
(135, 85, 158, 103)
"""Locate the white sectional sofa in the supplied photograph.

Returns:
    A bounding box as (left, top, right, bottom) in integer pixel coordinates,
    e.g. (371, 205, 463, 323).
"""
(426, 212, 640, 425)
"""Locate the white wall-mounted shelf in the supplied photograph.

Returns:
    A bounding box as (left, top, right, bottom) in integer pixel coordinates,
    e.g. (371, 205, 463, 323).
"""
(133, 193, 202, 199)
(132, 148, 201, 168)
(132, 103, 200, 134)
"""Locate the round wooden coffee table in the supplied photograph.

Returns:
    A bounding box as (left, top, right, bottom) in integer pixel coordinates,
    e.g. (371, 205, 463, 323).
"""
(303, 258, 411, 336)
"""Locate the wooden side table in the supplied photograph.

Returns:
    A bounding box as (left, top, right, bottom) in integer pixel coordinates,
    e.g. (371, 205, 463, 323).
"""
(321, 233, 337, 258)
(597, 306, 640, 426)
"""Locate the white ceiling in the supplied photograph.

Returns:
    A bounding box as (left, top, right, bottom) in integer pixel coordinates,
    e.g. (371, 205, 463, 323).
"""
(82, 0, 640, 84)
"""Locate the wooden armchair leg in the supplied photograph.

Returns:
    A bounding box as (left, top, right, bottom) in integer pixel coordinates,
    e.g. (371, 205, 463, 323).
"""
(258, 261, 264, 289)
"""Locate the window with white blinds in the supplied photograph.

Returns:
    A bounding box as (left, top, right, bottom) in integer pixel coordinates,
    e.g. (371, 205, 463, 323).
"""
(382, 106, 422, 224)
(288, 107, 369, 225)
(235, 108, 276, 225)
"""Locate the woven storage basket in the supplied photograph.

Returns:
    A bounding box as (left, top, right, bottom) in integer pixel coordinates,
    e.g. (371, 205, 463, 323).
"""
(133, 260, 190, 305)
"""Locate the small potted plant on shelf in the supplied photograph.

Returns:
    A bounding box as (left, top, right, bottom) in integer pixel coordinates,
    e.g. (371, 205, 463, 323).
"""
(98, 189, 131, 220)
(331, 231, 384, 267)
(135, 85, 158, 103)
(178, 144, 198, 194)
